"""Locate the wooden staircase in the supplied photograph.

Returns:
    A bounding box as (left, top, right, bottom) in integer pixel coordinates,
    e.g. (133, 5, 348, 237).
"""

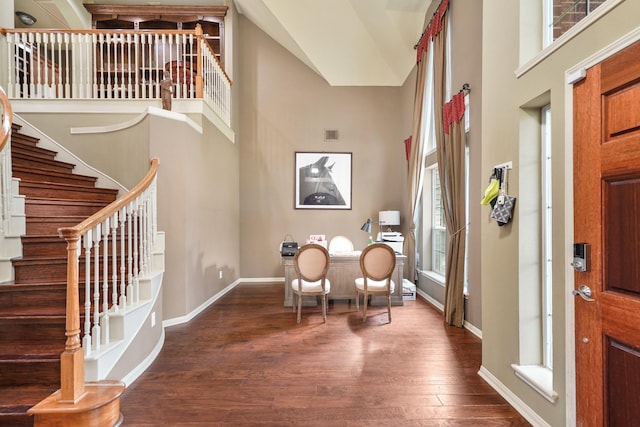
(0, 123, 119, 426)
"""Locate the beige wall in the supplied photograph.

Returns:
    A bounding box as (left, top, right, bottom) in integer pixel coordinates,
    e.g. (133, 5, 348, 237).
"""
(149, 116, 239, 319)
(482, 1, 640, 425)
(19, 112, 150, 189)
(237, 15, 407, 278)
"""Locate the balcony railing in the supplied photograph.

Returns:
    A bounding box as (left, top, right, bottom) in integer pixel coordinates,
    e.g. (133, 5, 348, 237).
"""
(2, 25, 231, 126)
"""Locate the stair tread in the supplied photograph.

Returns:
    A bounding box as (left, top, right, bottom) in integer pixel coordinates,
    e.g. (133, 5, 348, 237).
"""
(0, 385, 59, 409)
(0, 345, 63, 360)
(0, 310, 66, 320)
(19, 179, 118, 194)
(11, 140, 56, 153)
(19, 235, 65, 241)
(25, 197, 110, 206)
(0, 306, 66, 323)
(0, 280, 68, 289)
(12, 165, 98, 182)
(11, 256, 67, 263)
(12, 151, 75, 169)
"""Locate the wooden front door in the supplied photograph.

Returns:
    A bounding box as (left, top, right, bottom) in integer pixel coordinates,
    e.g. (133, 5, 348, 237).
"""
(573, 40, 640, 426)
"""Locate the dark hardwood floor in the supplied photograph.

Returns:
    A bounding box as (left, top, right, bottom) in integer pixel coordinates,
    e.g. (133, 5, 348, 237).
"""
(120, 284, 531, 426)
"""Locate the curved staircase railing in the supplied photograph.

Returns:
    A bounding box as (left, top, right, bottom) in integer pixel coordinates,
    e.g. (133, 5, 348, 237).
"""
(0, 86, 10, 151)
(28, 157, 160, 425)
(0, 86, 13, 236)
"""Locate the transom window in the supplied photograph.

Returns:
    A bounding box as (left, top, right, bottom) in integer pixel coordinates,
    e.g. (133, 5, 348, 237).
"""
(544, 0, 607, 46)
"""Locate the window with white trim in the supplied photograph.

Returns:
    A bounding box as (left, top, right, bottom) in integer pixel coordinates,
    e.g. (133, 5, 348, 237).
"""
(544, 0, 607, 47)
(432, 168, 446, 276)
(512, 102, 558, 403)
(541, 104, 553, 369)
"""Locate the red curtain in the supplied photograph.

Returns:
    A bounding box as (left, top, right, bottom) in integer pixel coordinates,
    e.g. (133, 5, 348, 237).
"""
(415, 0, 449, 63)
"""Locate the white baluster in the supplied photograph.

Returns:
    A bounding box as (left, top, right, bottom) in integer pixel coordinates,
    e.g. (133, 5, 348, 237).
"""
(133, 199, 140, 304)
(119, 206, 127, 307)
(92, 223, 102, 351)
(106, 34, 113, 98)
(139, 196, 147, 277)
(127, 33, 133, 97)
(55, 33, 63, 97)
(98, 33, 104, 98)
(133, 33, 140, 98)
(101, 218, 110, 345)
(64, 33, 70, 98)
(28, 32, 35, 98)
(127, 203, 134, 306)
(92, 33, 98, 98)
(111, 212, 119, 313)
(82, 230, 93, 355)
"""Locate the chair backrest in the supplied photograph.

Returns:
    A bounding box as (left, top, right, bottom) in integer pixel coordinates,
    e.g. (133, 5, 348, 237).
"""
(360, 243, 395, 282)
(294, 244, 330, 282)
(328, 235, 354, 253)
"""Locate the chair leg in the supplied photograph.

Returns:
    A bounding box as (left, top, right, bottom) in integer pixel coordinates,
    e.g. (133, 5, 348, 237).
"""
(362, 293, 368, 322)
(292, 292, 296, 313)
(387, 294, 392, 323)
(322, 294, 327, 322)
(297, 294, 302, 324)
(355, 291, 360, 312)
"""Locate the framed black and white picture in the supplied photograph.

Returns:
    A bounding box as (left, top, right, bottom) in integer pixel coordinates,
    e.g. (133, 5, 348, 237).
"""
(295, 152, 352, 210)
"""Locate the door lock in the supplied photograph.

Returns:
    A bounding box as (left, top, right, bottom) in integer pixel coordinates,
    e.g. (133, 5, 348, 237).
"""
(572, 243, 590, 272)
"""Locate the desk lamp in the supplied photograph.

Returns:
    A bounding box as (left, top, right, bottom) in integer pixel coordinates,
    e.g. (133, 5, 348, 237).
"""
(360, 218, 375, 245)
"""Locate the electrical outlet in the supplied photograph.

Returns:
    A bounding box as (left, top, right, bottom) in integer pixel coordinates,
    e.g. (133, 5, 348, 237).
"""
(151, 312, 156, 327)
(219, 270, 223, 279)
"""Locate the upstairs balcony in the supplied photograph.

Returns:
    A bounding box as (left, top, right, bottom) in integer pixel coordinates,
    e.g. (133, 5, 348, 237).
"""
(1, 24, 231, 127)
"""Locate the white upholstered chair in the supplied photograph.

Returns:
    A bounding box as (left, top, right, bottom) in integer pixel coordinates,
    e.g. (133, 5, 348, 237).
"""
(328, 235, 354, 253)
(291, 244, 331, 324)
(355, 243, 396, 323)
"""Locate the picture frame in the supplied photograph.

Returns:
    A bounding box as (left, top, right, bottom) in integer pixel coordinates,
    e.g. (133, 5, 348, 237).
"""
(295, 152, 352, 210)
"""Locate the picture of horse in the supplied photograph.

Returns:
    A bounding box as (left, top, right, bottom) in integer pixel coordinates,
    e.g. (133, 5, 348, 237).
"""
(295, 152, 352, 209)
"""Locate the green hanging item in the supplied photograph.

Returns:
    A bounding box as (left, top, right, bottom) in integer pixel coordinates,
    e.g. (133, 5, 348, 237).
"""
(480, 178, 500, 205)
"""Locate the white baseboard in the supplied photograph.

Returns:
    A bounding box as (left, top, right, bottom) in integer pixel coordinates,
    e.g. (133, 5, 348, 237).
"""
(478, 365, 551, 427)
(417, 288, 444, 311)
(163, 279, 241, 327)
(120, 328, 165, 387)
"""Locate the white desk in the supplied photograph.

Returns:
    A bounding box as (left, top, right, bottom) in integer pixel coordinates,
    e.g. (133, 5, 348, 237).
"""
(282, 252, 405, 307)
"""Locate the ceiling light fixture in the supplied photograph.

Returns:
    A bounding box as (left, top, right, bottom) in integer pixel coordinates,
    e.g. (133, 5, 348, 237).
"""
(16, 11, 37, 26)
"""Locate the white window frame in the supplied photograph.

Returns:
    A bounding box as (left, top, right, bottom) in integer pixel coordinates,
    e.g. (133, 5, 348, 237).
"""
(543, 0, 609, 48)
(431, 168, 446, 277)
(541, 104, 553, 369)
(511, 103, 558, 403)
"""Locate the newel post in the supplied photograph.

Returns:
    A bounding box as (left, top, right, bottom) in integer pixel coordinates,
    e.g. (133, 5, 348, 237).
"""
(59, 232, 86, 402)
(195, 24, 204, 98)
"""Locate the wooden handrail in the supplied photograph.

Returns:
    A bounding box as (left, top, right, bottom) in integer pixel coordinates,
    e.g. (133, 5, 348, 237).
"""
(199, 30, 233, 85)
(56, 157, 159, 402)
(1, 27, 201, 36)
(0, 86, 11, 152)
(58, 157, 159, 241)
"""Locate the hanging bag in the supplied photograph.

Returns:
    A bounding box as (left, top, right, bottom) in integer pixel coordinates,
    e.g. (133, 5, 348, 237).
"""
(490, 168, 516, 224)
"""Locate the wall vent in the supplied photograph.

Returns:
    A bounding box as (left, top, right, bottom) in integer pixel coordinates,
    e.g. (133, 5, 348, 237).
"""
(324, 129, 339, 141)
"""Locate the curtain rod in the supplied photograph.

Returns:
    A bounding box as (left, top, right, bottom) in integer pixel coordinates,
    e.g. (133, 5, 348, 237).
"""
(413, 0, 448, 49)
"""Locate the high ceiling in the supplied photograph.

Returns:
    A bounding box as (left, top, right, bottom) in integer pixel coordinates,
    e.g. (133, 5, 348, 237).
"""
(12, 0, 431, 86)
